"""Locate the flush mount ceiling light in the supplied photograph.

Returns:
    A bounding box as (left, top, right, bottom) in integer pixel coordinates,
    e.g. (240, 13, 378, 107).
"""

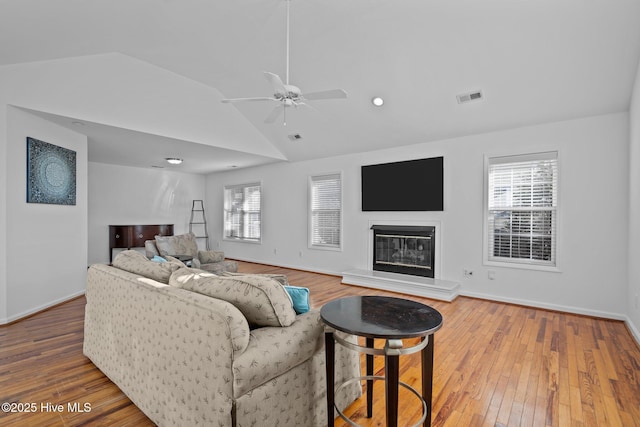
(165, 158, 183, 165)
(371, 97, 384, 107)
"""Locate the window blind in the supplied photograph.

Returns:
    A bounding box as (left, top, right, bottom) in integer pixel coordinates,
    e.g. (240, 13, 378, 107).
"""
(310, 173, 341, 248)
(224, 183, 261, 241)
(487, 152, 557, 266)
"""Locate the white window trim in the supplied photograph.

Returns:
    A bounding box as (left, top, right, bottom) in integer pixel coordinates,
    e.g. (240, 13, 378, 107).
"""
(482, 151, 561, 272)
(308, 172, 343, 251)
(223, 181, 262, 244)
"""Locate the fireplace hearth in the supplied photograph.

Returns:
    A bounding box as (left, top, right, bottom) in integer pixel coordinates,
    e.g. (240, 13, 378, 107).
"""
(371, 225, 436, 278)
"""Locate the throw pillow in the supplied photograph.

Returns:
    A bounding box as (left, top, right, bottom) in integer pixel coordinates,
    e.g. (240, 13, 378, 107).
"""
(283, 286, 310, 314)
(169, 267, 217, 288)
(172, 269, 297, 327)
(150, 255, 167, 263)
(112, 250, 185, 284)
(154, 233, 199, 257)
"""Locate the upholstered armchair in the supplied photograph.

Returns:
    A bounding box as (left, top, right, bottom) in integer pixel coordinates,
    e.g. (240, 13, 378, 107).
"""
(144, 232, 238, 274)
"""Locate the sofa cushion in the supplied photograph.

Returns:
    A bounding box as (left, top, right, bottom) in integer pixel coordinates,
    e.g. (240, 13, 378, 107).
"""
(112, 250, 185, 284)
(199, 260, 239, 274)
(169, 267, 217, 287)
(144, 240, 160, 258)
(170, 268, 296, 328)
(154, 233, 199, 257)
(221, 271, 288, 286)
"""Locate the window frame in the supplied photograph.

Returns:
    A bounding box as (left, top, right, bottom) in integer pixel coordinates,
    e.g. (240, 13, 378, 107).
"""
(308, 172, 343, 251)
(483, 151, 560, 272)
(223, 181, 262, 243)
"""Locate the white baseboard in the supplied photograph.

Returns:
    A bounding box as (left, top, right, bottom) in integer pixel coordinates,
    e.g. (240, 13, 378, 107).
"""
(0, 289, 86, 325)
(460, 290, 627, 321)
(624, 316, 640, 347)
(228, 256, 342, 277)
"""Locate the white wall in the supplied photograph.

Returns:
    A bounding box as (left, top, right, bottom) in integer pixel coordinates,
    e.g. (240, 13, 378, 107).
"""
(0, 53, 233, 322)
(206, 112, 629, 319)
(88, 162, 206, 265)
(4, 107, 88, 323)
(627, 60, 640, 340)
(0, 106, 7, 322)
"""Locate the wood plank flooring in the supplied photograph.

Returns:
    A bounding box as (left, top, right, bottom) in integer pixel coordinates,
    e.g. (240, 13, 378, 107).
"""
(1, 261, 639, 426)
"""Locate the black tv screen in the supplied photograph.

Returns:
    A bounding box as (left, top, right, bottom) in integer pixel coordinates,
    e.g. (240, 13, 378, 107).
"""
(361, 157, 443, 211)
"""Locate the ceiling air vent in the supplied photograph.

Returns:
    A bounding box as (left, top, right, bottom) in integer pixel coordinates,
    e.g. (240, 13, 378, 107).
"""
(288, 133, 303, 141)
(456, 90, 484, 104)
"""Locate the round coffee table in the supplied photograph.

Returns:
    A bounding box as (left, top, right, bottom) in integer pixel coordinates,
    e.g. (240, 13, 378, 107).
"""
(321, 295, 443, 427)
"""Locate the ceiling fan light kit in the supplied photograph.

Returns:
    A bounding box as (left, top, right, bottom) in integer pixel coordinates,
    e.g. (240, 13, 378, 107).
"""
(221, 0, 347, 125)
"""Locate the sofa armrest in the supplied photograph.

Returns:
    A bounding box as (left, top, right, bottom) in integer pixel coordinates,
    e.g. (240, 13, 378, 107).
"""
(198, 250, 225, 263)
(232, 309, 324, 397)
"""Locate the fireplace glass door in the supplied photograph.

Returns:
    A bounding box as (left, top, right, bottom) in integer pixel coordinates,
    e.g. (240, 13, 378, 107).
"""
(371, 225, 435, 277)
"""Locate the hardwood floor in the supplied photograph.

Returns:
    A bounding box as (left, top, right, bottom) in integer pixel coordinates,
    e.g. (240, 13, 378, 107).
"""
(1, 261, 639, 426)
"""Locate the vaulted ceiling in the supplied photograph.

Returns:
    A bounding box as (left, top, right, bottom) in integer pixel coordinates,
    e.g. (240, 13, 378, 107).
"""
(2, 0, 640, 173)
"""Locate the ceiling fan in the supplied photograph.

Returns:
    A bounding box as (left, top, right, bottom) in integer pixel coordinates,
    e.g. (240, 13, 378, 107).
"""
(221, 0, 347, 125)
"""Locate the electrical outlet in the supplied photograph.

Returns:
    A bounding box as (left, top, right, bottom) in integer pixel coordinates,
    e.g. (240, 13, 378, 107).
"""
(488, 270, 496, 280)
(463, 269, 473, 277)
(299, 251, 303, 257)
(273, 248, 277, 255)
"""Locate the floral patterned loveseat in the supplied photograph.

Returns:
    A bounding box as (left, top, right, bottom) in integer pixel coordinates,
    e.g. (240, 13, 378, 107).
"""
(145, 232, 238, 274)
(83, 250, 361, 427)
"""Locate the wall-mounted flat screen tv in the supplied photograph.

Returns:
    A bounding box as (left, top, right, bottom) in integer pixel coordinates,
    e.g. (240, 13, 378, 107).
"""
(361, 156, 443, 211)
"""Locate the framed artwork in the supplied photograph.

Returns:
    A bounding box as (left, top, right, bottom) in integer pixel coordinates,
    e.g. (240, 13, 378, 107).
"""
(26, 137, 76, 205)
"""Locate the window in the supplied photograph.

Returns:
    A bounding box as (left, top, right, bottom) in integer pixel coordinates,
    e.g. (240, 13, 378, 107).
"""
(309, 173, 342, 250)
(485, 152, 558, 268)
(224, 182, 261, 242)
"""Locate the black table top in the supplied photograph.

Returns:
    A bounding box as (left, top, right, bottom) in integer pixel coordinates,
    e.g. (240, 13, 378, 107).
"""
(320, 296, 443, 339)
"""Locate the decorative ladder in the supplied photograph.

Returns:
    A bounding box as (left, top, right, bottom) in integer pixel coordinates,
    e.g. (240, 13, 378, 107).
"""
(189, 200, 210, 250)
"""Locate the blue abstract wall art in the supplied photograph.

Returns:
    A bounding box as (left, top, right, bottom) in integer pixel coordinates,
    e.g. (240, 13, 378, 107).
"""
(26, 137, 76, 205)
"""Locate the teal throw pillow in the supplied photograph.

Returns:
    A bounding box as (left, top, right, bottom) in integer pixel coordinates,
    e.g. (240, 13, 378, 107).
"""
(150, 255, 167, 263)
(284, 285, 310, 314)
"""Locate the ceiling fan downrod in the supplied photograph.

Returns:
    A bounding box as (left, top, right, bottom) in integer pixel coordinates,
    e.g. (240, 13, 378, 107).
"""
(285, 0, 290, 86)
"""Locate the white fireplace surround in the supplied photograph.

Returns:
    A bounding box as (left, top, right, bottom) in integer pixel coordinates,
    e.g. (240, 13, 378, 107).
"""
(342, 219, 460, 301)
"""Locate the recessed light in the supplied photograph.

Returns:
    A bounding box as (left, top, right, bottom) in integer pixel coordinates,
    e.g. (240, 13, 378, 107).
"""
(165, 158, 183, 165)
(371, 97, 384, 107)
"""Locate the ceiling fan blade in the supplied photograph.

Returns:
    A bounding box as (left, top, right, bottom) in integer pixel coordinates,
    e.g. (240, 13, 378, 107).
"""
(303, 89, 348, 101)
(264, 104, 285, 123)
(221, 97, 278, 103)
(264, 72, 287, 96)
(296, 102, 318, 113)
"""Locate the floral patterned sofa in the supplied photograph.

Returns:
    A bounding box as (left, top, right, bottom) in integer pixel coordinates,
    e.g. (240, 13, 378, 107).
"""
(83, 251, 361, 427)
(144, 232, 238, 274)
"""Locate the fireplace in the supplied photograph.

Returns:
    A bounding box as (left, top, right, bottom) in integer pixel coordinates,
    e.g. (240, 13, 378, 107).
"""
(371, 225, 436, 278)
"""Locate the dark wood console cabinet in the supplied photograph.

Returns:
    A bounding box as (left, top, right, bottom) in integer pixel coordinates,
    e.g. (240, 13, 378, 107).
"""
(109, 224, 174, 263)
